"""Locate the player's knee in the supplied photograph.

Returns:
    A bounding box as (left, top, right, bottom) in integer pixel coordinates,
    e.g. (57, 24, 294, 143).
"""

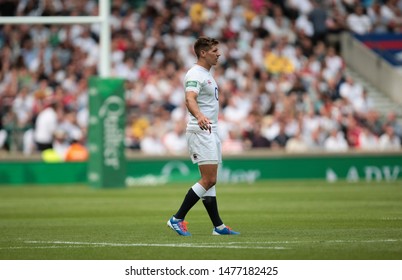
(203, 178, 216, 189)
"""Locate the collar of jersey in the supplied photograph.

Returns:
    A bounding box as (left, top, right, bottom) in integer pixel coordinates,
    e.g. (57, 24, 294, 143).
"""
(194, 64, 210, 73)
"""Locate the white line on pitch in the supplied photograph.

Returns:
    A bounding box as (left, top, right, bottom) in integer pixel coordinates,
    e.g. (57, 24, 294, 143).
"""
(0, 246, 89, 250)
(224, 239, 400, 244)
(8, 239, 397, 251)
(382, 217, 402, 220)
(23, 241, 288, 250)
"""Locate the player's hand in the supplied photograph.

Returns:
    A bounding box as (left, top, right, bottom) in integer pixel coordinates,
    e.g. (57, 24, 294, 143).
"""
(201, 122, 212, 133)
(197, 115, 212, 133)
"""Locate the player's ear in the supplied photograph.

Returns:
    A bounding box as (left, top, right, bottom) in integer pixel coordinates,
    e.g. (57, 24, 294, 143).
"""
(200, 49, 206, 57)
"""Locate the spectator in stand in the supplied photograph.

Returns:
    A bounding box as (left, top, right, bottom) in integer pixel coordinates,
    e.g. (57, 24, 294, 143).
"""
(309, 0, 328, 43)
(261, 114, 280, 142)
(0, 130, 6, 150)
(302, 109, 321, 139)
(368, 1, 390, 33)
(339, 76, 363, 108)
(271, 121, 290, 149)
(380, 0, 402, 32)
(346, 5, 373, 34)
(295, 11, 314, 38)
(323, 46, 345, 79)
(52, 129, 70, 160)
(0, 0, 401, 157)
(353, 87, 375, 117)
(0, 99, 8, 150)
(64, 130, 88, 162)
(341, 0, 360, 13)
(140, 127, 166, 155)
(378, 125, 401, 150)
(306, 126, 326, 150)
(325, 3, 348, 38)
(33, 99, 59, 152)
(222, 129, 245, 154)
(162, 120, 187, 155)
(358, 126, 379, 151)
(57, 109, 83, 144)
(345, 114, 363, 149)
(324, 78, 341, 101)
(223, 95, 248, 126)
(12, 86, 34, 128)
(324, 128, 349, 152)
(285, 128, 309, 153)
(125, 113, 147, 150)
(248, 122, 271, 148)
(364, 110, 384, 137)
(383, 111, 402, 140)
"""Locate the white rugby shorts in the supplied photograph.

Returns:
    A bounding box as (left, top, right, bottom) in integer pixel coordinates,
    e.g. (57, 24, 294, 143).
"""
(186, 131, 222, 165)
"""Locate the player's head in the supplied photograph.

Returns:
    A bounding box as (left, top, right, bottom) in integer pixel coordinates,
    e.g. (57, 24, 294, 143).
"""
(194, 37, 219, 59)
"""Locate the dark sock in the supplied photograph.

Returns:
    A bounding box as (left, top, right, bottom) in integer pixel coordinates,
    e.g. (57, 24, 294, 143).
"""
(202, 196, 223, 227)
(174, 188, 201, 220)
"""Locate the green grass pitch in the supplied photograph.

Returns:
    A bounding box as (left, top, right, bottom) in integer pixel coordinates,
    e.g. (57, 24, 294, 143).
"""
(0, 180, 401, 260)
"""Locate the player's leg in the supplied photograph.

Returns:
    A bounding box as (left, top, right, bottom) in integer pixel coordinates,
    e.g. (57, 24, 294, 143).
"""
(167, 132, 225, 236)
(201, 186, 223, 227)
(167, 180, 206, 236)
(200, 134, 225, 228)
(167, 131, 216, 236)
(197, 162, 220, 226)
(201, 133, 239, 235)
(201, 184, 239, 235)
(171, 163, 216, 220)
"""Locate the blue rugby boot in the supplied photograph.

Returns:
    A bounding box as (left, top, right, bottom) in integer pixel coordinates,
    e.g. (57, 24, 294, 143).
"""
(167, 216, 191, 236)
(212, 226, 240, 235)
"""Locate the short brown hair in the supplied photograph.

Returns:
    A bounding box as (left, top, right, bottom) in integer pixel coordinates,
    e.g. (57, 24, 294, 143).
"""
(194, 37, 219, 59)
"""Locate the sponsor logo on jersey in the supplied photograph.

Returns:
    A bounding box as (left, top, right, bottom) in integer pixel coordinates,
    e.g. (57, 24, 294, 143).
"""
(186, 81, 198, 87)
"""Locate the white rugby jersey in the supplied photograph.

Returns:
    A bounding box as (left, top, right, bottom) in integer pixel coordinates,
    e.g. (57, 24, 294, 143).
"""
(184, 64, 219, 132)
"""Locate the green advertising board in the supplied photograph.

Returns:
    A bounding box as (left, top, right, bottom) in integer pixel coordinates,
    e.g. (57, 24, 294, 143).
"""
(0, 153, 400, 186)
(124, 154, 402, 185)
(87, 77, 126, 188)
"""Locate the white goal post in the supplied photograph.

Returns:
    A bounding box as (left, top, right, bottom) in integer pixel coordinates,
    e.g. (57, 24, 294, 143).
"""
(0, 0, 111, 77)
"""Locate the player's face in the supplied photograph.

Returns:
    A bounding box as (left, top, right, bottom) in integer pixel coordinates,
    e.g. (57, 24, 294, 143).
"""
(204, 45, 220, 66)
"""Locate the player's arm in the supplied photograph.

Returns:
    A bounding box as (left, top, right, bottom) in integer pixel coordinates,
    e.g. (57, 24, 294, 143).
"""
(185, 91, 211, 132)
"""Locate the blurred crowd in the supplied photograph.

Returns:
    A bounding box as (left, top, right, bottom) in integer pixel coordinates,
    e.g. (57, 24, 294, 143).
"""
(0, 0, 402, 160)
